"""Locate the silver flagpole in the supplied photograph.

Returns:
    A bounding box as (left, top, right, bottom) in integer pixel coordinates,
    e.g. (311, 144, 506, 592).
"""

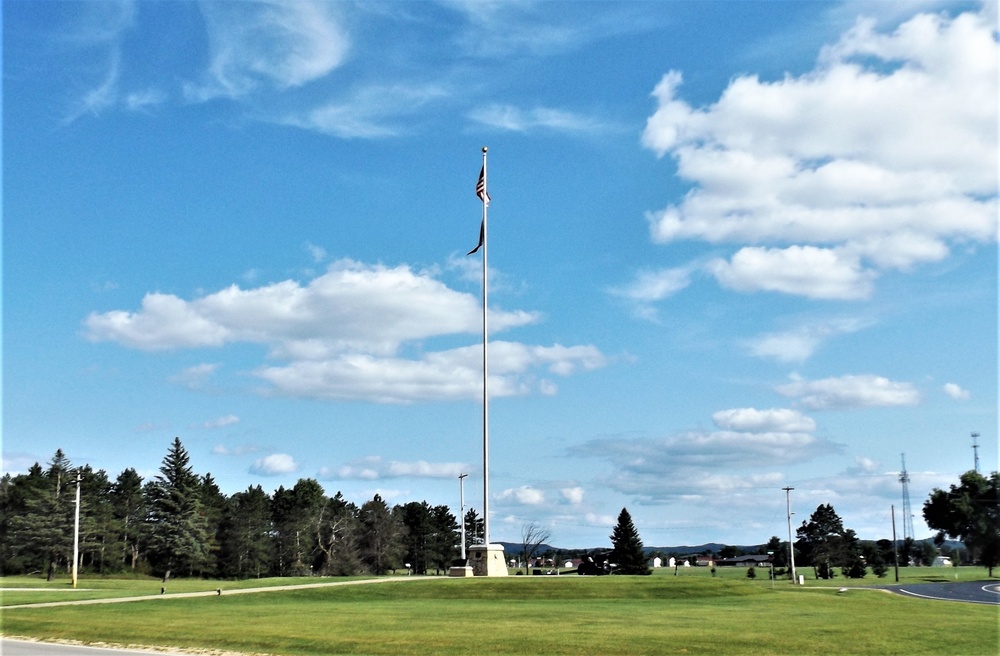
(480, 146, 490, 546)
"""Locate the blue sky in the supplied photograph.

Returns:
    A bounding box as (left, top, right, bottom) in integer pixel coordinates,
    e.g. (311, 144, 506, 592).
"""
(3, 0, 997, 549)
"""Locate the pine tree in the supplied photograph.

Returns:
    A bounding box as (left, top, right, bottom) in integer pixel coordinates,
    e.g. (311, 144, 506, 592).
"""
(358, 494, 403, 574)
(218, 485, 273, 579)
(610, 508, 650, 575)
(145, 438, 211, 580)
(110, 468, 145, 570)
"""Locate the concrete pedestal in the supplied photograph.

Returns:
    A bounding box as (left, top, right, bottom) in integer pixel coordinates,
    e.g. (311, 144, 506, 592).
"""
(468, 544, 508, 577)
(448, 565, 474, 577)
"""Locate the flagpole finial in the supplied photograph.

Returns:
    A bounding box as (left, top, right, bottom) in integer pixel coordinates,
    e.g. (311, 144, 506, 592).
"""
(482, 146, 488, 153)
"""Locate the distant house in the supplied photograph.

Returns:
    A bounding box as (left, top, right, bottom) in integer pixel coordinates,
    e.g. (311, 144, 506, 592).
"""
(650, 556, 662, 568)
(717, 554, 772, 567)
(695, 556, 716, 567)
(932, 556, 953, 567)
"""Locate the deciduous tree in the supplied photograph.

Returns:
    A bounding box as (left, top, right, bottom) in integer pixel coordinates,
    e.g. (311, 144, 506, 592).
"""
(923, 470, 1000, 576)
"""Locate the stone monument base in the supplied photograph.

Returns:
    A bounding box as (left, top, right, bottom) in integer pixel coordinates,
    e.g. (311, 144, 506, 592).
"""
(448, 565, 474, 577)
(468, 543, 508, 577)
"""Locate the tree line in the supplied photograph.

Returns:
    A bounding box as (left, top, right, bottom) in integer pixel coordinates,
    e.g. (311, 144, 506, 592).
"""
(0, 438, 485, 580)
(692, 469, 998, 580)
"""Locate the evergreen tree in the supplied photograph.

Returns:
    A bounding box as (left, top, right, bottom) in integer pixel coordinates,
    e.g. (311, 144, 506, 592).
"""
(399, 501, 434, 574)
(199, 473, 227, 576)
(271, 478, 327, 575)
(428, 505, 459, 574)
(314, 491, 361, 575)
(5, 451, 77, 580)
(358, 494, 403, 574)
(110, 468, 145, 571)
(463, 508, 484, 550)
(610, 508, 650, 575)
(218, 485, 273, 579)
(77, 466, 117, 574)
(144, 438, 211, 580)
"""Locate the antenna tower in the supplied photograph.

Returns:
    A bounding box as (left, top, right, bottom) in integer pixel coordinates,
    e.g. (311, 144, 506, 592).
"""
(899, 453, 915, 542)
(971, 432, 980, 473)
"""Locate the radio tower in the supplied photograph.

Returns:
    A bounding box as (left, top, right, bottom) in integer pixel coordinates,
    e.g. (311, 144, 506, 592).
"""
(972, 432, 980, 473)
(899, 453, 915, 542)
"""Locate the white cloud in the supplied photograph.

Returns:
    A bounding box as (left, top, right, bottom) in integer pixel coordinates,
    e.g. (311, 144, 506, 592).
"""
(641, 8, 998, 299)
(776, 374, 922, 410)
(86, 260, 534, 354)
(561, 486, 585, 504)
(747, 317, 870, 363)
(250, 453, 298, 476)
(707, 246, 876, 300)
(185, 1, 349, 101)
(615, 267, 694, 302)
(498, 486, 546, 506)
(277, 83, 450, 139)
(327, 455, 470, 480)
(469, 104, 608, 133)
(942, 382, 970, 400)
(168, 363, 220, 390)
(199, 414, 240, 430)
(212, 443, 261, 456)
(712, 408, 816, 433)
(86, 260, 606, 403)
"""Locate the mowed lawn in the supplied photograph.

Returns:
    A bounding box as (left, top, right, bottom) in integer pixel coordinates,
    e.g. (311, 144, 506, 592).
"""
(3, 574, 998, 656)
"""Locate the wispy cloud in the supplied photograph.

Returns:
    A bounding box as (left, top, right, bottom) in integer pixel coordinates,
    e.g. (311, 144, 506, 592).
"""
(746, 317, 872, 363)
(468, 103, 610, 134)
(184, 1, 349, 102)
(275, 83, 450, 139)
(323, 455, 470, 480)
(776, 374, 922, 410)
(196, 414, 240, 430)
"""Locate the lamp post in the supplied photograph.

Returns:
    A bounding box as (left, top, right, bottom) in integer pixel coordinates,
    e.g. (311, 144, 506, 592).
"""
(783, 487, 797, 584)
(72, 471, 82, 589)
(458, 473, 468, 561)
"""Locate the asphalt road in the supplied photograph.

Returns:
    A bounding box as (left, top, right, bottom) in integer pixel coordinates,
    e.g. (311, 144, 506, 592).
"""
(878, 579, 1000, 605)
(1, 639, 187, 655)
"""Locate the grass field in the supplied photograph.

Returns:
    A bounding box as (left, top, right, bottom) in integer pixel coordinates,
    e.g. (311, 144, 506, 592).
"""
(2, 569, 998, 655)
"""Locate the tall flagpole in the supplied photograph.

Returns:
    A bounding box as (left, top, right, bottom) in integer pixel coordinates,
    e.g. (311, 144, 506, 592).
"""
(480, 146, 490, 546)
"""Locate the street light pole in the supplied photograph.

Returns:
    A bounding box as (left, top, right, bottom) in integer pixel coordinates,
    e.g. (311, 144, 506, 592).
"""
(458, 473, 468, 561)
(72, 471, 82, 589)
(783, 487, 797, 584)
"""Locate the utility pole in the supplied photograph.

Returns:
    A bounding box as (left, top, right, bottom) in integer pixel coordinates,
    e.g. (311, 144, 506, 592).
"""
(72, 471, 82, 589)
(972, 432, 980, 474)
(458, 473, 468, 561)
(783, 487, 797, 584)
(891, 505, 900, 583)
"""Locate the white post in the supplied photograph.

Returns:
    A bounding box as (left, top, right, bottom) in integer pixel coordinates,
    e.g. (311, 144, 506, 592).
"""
(459, 473, 468, 561)
(783, 486, 797, 584)
(72, 471, 82, 589)
(480, 146, 491, 547)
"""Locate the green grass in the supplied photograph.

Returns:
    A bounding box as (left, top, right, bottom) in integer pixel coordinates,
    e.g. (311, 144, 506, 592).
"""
(3, 574, 998, 655)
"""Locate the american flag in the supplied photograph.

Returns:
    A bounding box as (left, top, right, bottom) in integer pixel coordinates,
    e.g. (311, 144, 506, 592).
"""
(476, 166, 490, 206)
